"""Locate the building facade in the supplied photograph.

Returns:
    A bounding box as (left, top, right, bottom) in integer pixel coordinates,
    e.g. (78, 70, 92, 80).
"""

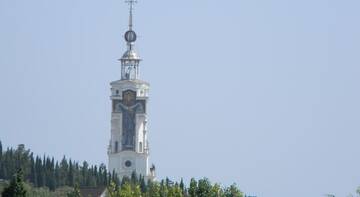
(108, 0, 155, 180)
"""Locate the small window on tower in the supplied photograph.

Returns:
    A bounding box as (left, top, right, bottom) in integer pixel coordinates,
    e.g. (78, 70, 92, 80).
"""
(115, 141, 119, 153)
(115, 90, 119, 95)
(139, 142, 143, 152)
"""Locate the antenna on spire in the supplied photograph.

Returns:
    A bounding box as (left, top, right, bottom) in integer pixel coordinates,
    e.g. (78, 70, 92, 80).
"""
(125, 0, 137, 30)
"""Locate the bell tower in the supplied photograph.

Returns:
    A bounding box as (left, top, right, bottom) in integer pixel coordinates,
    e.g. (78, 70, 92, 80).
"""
(108, 0, 155, 180)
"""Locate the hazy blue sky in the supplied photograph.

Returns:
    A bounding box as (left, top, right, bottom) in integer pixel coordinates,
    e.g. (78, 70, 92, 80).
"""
(1, 0, 359, 196)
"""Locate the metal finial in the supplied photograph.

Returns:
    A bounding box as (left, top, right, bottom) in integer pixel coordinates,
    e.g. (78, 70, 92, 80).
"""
(125, 0, 137, 30)
(124, 0, 137, 44)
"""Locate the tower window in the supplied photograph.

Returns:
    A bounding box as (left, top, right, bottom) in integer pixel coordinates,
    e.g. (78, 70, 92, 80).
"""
(139, 142, 143, 152)
(115, 141, 119, 153)
(115, 90, 119, 95)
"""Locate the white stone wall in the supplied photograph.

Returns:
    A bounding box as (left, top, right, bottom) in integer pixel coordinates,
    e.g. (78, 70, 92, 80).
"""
(108, 151, 149, 178)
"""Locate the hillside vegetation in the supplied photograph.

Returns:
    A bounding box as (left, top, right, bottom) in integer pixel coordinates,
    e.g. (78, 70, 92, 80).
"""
(0, 141, 244, 197)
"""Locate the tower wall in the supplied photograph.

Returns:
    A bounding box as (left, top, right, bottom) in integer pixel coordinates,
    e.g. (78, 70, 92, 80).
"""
(108, 80, 153, 180)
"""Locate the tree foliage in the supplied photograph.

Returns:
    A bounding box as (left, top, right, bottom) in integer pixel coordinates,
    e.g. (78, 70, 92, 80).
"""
(67, 184, 81, 197)
(106, 175, 244, 197)
(0, 142, 118, 191)
(2, 169, 27, 197)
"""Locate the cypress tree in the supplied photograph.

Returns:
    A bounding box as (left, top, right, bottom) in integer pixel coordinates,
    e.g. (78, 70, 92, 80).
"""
(0, 140, 3, 162)
(81, 161, 88, 186)
(188, 178, 197, 197)
(131, 171, 138, 185)
(1, 169, 27, 197)
(55, 162, 60, 188)
(140, 175, 147, 193)
(165, 177, 171, 187)
(60, 156, 68, 187)
(160, 180, 168, 197)
(35, 156, 45, 187)
(93, 165, 98, 186)
(47, 157, 56, 191)
(102, 166, 108, 186)
(68, 159, 74, 186)
(29, 154, 37, 187)
(179, 178, 185, 195)
(111, 170, 119, 186)
(99, 163, 108, 186)
(0, 140, 3, 178)
(0, 140, 2, 161)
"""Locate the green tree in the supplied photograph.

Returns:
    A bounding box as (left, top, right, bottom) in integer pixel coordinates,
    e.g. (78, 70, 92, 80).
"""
(59, 156, 69, 187)
(68, 160, 75, 186)
(2, 169, 27, 197)
(67, 183, 81, 197)
(121, 176, 131, 188)
(160, 180, 168, 197)
(210, 183, 223, 197)
(140, 175, 147, 193)
(54, 162, 60, 188)
(0, 140, 3, 178)
(107, 181, 120, 197)
(133, 184, 142, 197)
(130, 171, 139, 185)
(188, 178, 197, 197)
(29, 154, 37, 187)
(0, 140, 2, 160)
(196, 178, 212, 197)
(168, 185, 175, 197)
(179, 178, 185, 195)
(146, 181, 160, 197)
(35, 156, 45, 187)
(224, 184, 243, 197)
(356, 186, 360, 196)
(119, 182, 133, 197)
(172, 184, 183, 197)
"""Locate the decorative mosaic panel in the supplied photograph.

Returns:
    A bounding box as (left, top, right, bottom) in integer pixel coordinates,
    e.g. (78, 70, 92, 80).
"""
(112, 90, 146, 151)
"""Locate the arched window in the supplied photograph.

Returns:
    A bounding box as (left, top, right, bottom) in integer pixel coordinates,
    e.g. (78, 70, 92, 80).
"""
(115, 141, 119, 153)
(139, 142, 143, 152)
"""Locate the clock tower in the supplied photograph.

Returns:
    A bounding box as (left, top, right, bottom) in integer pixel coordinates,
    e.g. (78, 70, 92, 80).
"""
(108, 0, 155, 180)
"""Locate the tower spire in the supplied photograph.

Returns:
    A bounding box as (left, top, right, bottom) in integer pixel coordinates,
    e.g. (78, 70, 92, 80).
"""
(126, 0, 136, 30)
(124, 0, 137, 45)
(121, 0, 141, 80)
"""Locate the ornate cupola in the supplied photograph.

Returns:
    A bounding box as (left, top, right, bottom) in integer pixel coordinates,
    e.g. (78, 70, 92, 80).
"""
(120, 0, 141, 80)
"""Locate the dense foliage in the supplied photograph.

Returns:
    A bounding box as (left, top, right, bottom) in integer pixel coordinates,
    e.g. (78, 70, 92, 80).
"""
(2, 169, 27, 197)
(0, 141, 119, 191)
(106, 174, 244, 197)
(0, 180, 73, 197)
